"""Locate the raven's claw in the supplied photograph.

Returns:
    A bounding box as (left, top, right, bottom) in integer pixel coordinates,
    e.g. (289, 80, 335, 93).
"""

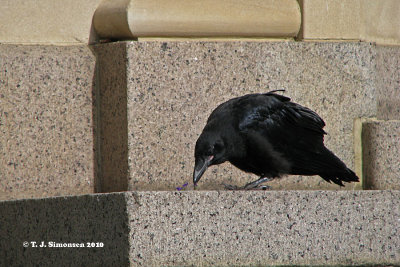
(223, 177, 273, 190)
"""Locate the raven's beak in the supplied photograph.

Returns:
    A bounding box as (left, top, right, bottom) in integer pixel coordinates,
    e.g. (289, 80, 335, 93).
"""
(193, 155, 214, 188)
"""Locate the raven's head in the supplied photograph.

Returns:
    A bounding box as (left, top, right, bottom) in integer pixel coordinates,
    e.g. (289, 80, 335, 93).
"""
(193, 132, 227, 188)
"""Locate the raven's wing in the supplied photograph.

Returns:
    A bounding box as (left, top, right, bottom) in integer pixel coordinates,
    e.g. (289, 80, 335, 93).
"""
(237, 94, 338, 177)
(238, 94, 326, 137)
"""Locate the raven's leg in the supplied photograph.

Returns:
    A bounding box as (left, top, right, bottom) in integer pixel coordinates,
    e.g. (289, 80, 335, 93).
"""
(223, 177, 274, 190)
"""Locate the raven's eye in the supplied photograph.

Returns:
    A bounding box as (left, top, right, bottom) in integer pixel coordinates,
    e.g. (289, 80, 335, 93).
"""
(213, 143, 223, 152)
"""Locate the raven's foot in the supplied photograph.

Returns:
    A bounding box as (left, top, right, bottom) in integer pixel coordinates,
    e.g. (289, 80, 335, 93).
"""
(243, 177, 273, 190)
(223, 177, 273, 190)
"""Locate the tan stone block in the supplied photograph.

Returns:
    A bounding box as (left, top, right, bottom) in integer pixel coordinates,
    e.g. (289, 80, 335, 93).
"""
(94, 0, 301, 38)
(0, 0, 101, 44)
(361, 1, 400, 46)
(0, 45, 97, 200)
(299, 0, 400, 45)
(298, 0, 362, 40)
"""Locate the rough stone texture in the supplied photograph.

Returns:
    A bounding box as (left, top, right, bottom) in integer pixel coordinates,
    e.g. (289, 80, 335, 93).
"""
(0, 0, 101, 44)
(127, 190, 400, 266)
(96, 41, 394, 191)
(94, 0, 301, 38)
(298, 0, 400, 45)
(1, 191, 399, 266)
(376, 46, 400, 120)
(362, 120, 400, 190)
(0, 193, 130, 266)
(0, 45, 97, 200)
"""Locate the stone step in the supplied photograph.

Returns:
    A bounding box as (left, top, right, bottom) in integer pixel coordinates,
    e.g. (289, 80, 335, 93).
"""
(1, 190, 399, 266)
(94, 40, 400, 192)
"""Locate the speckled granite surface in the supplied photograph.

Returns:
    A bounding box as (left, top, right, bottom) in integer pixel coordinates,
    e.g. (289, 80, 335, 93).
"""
(0, 45, 97, 200)
(95, 41, 398, 191)
(127, 190, 400, 266)
(1, 190, 399, 266)
(376, 46, 400, 120)
(363, 120, 400, 189)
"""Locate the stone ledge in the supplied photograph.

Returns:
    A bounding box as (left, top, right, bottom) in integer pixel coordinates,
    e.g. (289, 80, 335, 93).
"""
(93, 0, 301, 38)
(1, 191, 399, 266)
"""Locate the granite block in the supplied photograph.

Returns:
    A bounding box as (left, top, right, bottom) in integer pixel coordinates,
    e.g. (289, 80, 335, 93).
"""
(127, 190, 400, 266)
(362, 120, 400, 189)
(1, 191, 399, 266)
(0, 193, 129, 266)
(96, 41, 387, 191)
(0, 45, 97, 200)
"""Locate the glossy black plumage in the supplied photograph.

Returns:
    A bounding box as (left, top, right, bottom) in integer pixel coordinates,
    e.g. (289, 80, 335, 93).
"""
(193, 91, 359, 188)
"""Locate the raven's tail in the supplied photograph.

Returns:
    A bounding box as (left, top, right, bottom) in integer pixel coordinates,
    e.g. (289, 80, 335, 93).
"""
(320, 168, 359, 187)
(318, 149, 359, 186)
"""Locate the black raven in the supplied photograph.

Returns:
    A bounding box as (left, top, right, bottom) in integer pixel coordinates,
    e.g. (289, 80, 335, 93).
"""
(193, 90, 359, 189)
